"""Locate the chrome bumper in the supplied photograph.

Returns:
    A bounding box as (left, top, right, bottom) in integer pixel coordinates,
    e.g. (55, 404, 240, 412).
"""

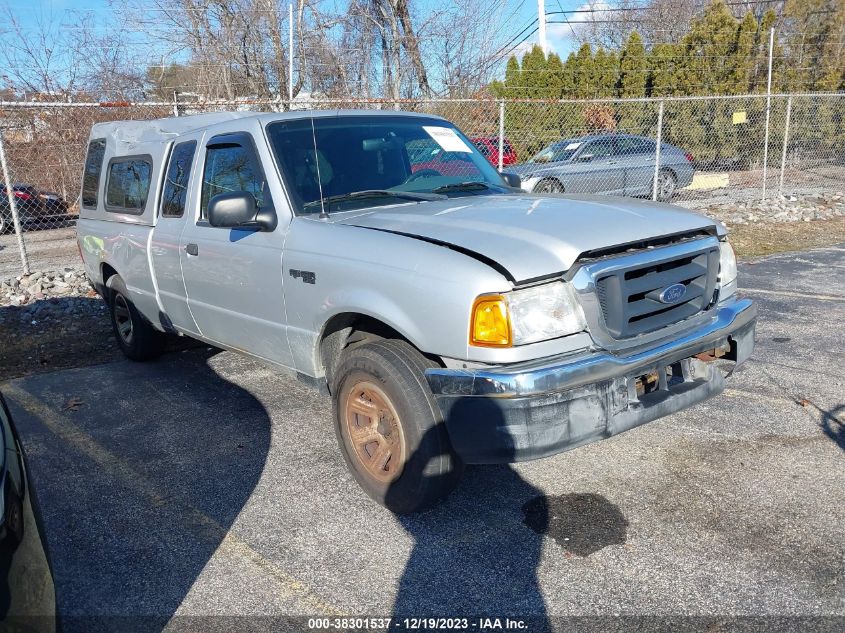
(427, 298, 756, 398)
(426, 298, 756, 464)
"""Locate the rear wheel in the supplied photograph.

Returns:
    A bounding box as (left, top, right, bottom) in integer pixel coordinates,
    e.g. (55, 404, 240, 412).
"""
(107, 276, 165, 361)
(332, 339, 463, 514)
(534, 178, 563, 194)
(655, 169, 677, 201)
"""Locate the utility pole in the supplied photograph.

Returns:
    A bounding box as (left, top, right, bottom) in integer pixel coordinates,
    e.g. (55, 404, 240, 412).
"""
(538, 0, 547, 55)
(288, 2, 294, 104)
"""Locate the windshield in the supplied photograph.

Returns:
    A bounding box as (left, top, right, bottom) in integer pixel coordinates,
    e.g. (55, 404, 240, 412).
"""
(528, 140, 582, 164)
(266, 115, 510, 215)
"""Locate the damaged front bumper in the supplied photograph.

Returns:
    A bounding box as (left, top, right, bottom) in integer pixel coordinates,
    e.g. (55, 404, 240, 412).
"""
(425, 298, 757, 464)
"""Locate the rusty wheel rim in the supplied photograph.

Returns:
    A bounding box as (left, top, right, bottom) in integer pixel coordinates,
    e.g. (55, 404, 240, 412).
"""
(343, 380, 406, 484)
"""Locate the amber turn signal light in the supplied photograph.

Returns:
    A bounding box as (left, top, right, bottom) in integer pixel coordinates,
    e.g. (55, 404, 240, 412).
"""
(470, 295, 512, 347)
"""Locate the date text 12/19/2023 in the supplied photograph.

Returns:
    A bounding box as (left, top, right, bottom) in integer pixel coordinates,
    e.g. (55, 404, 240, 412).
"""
(307, 617, 529, 630)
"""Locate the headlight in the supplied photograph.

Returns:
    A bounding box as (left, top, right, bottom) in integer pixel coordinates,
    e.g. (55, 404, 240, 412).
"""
(719, 240, 737, 298)
(470, 282, 586, 347)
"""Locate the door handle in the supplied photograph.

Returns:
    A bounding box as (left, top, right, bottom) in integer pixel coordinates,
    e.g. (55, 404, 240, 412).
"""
(185, 243, 199, 256)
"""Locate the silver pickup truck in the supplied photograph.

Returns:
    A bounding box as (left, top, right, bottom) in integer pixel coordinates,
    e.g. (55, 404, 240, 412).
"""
(77, 110, 756, 513)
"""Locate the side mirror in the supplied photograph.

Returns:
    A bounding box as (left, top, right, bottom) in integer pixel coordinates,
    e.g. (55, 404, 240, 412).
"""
(207, 192, 276, 231)
(576, 153, 594, 163)
(500, 172, 522, 189)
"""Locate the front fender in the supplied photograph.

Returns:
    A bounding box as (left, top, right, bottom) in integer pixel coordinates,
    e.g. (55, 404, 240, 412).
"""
(282, 219, 511, 376)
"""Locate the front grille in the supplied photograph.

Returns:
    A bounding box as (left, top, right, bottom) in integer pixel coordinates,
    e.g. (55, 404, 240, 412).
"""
(594, 244, 719, 338)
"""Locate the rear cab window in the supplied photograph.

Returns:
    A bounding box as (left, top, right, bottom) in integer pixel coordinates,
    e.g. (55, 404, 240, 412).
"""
(105, 157, 153, 214)
(81, 138, 106, 209)
(160, 141, 197, 218)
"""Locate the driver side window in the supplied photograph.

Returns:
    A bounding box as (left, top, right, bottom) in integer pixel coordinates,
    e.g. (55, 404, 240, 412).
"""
(201, 134, 273, 221)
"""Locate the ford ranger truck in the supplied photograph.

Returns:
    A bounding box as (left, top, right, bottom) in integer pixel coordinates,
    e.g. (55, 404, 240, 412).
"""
(76, 111, 756, 514)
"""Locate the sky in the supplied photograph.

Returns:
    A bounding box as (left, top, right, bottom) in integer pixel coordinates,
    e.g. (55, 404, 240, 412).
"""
(2, 0, 602, 56)
(0, 0, 610, 94)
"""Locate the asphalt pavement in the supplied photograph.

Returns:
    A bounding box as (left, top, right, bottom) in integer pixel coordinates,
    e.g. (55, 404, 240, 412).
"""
(2, 245, 843, 631)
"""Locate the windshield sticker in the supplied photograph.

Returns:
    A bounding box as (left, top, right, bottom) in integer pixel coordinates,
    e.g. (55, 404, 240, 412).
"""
(564, 142, 581, 150)
(423, 126, 473, 153)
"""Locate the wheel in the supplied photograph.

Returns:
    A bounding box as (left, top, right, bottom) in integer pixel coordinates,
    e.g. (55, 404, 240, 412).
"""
(107, 275, 165, 361)
(3, 486, 23, 544)
(332, 339, 463, 514)
(655, 169, 677, 201)
(533, 178, 563, 194)
(0, 212, 8, 234)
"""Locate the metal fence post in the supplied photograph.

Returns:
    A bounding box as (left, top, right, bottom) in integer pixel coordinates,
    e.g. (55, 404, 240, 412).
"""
(498, 100, 505, 172)
(172, 91, 179, 117)
(0, 129, 31, 275)
(778, 95, 792, 196)
(761, 27, 774, 200)
(652, 99, 664, 201)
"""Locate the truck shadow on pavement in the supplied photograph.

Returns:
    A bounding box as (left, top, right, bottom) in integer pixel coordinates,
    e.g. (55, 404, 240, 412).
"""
(4, 347, 272, 632)
(817, 403, 845, 451)
(388, 399, 628, 630)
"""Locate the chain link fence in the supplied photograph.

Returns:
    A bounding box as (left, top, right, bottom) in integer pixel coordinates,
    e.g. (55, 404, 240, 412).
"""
(2, 93, 844, 277)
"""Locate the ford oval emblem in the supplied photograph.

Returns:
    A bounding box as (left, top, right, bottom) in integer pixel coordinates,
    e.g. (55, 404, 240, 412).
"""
(659, 283, 687, 304)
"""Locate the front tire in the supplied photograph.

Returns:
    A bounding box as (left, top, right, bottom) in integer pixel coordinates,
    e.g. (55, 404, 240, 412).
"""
(107, 276, 165, 361)
(533, 178, 564, 194)
(332, 339, 463, 514)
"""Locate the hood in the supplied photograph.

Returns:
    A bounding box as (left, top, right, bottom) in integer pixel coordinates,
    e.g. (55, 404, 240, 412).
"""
(334, 194, 717, 282)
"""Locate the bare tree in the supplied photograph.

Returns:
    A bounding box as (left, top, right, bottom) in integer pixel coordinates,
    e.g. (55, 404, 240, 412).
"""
(0, 6, 87, 97)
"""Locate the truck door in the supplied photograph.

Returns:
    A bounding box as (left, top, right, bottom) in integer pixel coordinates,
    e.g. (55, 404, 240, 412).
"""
(179, 131, 293, 368)
(150, 137, 201, 334)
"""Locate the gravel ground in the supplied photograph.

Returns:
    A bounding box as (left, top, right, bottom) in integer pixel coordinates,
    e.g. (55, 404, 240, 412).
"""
(696, 192, 845, 227)
(0, 266, 120, 382)
(1, 246, 843, 630)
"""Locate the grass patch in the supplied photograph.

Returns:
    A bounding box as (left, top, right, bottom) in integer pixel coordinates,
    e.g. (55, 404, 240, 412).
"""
(729, 216, 845, 259)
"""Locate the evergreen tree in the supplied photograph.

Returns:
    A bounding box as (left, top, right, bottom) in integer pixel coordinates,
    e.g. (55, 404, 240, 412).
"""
(560, 52, 578, 98)
(572, 43, 595, 99)
(503, 56, 520, 98)
(731, 12, 758, 94)
(546, 52, 566, 99)
(592, 49, 619, 98)
(646, 43, 678, 97)
(618, 32, 647, 98)
(519, 45, 548, 98)
(784, 0, 845, 92)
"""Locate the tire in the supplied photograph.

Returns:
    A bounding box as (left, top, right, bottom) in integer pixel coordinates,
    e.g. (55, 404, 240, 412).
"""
(533, 178, 564, 194)
(107, 275, 165, 361)
(332, 339, 463, 514)
(3, 485, 24, 545)
(0, 212, 8, 235)
(655, 169, 677, 202)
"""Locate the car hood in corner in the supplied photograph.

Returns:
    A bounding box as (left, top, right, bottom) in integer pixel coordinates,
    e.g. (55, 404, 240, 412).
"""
(334, 194, 718, 282)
